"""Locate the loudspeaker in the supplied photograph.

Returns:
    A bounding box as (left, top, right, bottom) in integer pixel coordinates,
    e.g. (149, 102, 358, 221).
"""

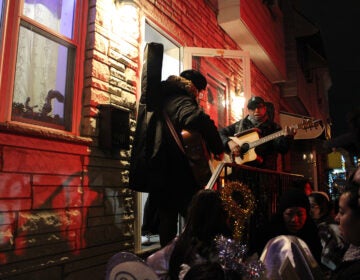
(99, 105, 130, 150)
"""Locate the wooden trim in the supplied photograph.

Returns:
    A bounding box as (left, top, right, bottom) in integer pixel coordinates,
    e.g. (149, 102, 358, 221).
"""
(0, 0, 21, 121)
(72, 0, 88, 136)
(0, 121, 92, 145)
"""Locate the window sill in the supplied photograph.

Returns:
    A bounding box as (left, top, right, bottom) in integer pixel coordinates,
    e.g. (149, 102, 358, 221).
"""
(0, 121, 92, 145)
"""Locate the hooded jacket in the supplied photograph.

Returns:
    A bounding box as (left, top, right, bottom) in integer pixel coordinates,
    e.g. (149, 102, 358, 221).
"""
(156, 75, 224, 199)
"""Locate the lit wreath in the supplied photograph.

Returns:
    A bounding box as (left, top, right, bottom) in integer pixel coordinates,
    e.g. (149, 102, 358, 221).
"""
(220, 181, 256, 240)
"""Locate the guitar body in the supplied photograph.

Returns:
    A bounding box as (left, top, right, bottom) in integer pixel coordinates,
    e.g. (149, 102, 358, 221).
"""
(228, 130, 260, 164)
(225, 119, 320, 165)
(181, 130, 213, 187)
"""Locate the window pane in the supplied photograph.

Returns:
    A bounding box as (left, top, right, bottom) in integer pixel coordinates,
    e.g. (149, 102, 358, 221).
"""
(12, 26, 72, 129)
(0, 0, 3, 23)
(23, 0, 75, 38)
(0, 0, 4, 40)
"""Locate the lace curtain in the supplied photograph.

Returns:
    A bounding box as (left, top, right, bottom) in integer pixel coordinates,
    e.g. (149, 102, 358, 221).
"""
(13, 1, 61, 117)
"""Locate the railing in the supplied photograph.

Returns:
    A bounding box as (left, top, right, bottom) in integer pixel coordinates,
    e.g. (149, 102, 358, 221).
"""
(207, 162, 304, 244)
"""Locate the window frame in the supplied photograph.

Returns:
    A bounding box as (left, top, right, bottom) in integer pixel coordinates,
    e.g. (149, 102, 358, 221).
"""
(0, 0, 87, 136)
(0, 0, 8, 92)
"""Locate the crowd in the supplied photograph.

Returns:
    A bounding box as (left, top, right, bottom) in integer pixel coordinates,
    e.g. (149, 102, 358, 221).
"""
(107, 167, 360, 279)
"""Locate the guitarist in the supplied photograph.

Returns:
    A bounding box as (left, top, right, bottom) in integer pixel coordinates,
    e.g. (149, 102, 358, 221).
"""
(219, 96, 296, 170)
(148, 70, 225, 247)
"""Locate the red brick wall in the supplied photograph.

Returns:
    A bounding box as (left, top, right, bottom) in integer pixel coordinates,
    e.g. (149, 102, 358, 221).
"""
(241, 0, 286, 78)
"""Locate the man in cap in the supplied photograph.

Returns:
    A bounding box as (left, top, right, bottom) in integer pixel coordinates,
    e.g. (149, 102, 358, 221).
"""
(219, 96, 296, 170)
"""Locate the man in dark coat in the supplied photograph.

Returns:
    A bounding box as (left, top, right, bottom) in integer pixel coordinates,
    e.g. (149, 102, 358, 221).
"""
(219, 96, 296, 170)
(149, 70, 224, 247)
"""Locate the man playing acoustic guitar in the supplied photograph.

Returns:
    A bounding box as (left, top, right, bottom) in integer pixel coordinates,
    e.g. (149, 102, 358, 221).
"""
(219, 96, 296, 170)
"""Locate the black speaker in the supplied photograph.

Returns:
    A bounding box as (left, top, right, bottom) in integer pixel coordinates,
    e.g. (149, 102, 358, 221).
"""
(98, 105, 130, 150)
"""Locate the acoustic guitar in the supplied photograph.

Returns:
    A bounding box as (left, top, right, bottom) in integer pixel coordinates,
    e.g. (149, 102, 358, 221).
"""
(181, 119, 321, 187)
(181, 129, 213, 188)
(228, 119, 321, 165)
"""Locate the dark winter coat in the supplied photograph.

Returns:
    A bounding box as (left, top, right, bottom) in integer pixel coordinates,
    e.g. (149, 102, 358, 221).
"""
(154, 76, 224, 205)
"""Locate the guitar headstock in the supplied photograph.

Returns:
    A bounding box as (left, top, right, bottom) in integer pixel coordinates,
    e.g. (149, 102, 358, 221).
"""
(297, 119, 322, 130)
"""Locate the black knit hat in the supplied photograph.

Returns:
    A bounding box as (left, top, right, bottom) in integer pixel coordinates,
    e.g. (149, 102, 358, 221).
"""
(278, 188, 310, 213)
(180, 70, 207, 90)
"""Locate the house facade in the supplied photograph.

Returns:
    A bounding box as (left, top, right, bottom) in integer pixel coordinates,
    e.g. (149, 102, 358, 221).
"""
(0, 0, 329, 279)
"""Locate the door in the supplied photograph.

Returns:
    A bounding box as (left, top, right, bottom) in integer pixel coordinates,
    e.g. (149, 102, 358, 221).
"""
(183, 47, 251, 127)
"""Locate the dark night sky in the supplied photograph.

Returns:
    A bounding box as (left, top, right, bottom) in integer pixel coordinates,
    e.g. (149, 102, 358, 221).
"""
(299, 0, 360, 138)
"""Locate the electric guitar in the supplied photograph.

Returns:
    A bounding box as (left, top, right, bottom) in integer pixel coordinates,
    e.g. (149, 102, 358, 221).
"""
(228, 119, 321, 165)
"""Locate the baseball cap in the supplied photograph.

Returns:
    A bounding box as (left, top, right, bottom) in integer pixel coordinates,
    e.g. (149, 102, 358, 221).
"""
(247, 96, 265, 110)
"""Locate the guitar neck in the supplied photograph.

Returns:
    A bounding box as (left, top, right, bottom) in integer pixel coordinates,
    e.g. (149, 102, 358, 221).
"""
(249, 129, 287, 149)
(235, 119, 319, 154)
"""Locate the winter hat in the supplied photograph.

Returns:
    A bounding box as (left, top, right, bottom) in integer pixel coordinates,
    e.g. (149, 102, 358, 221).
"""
(278, 188, 310, 214)
(180, 70, 207, 91)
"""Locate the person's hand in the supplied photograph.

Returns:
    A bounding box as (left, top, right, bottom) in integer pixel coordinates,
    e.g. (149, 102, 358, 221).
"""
(228, 140, 241, 157)
(284, 126, 297, 137)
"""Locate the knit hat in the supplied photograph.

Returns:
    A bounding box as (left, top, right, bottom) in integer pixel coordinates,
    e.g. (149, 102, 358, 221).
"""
(278, 188, 310, 213)
(180, 70, 207, 91)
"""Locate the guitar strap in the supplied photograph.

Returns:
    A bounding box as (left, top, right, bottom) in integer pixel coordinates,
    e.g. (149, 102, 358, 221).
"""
(163, 111, 185, 154)
(164, 111, 214, 187)
(236, 118, 245, 134)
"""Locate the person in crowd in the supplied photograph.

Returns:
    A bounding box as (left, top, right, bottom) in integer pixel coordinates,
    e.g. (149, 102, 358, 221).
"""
(252, 188, 322, 263)
(331, 168, 360, 279)
(309, 191, 331, 223)
(146, 189, 233, 280)
(144, 70, 224, 247)
(218, 96, 296, 170)
(308, 191, 347, 271)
